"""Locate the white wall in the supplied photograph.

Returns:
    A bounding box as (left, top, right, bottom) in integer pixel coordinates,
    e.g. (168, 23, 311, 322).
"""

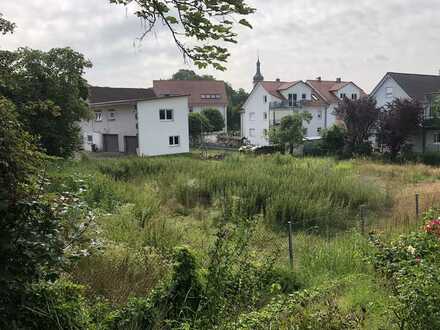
(279, 82, 313, 101)
(137, 96, 190, 156)
(242, 83, 273, 146)
(336, 83, 363, 101)
(80, 104, 138, 152)
(372, 76, 410, 108)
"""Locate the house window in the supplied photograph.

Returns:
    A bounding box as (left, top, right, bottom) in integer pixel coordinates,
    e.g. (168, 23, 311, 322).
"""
(288, 93, 297, 106)
(263, 95, 267, 103)
(87, 135, 93, 144)
(249, 128, 256, 137)
(317, 111, 322, 119)
(169, 136, 180, 146)
(302, 93, 307, 100)
(263, 129, 268, 136)
(317, 127, 322, 134)
(263, 112, 268, 120)
(386, 87, 393, 98)
(95, 111, 102, 122)
(434, 133, 440, 144)
(249, 112, 256, 121)
(351, 94, 358, 100)
(159, 109, 173, 121)
(108, 110, 116, 121)
(340, 93, 347, 99)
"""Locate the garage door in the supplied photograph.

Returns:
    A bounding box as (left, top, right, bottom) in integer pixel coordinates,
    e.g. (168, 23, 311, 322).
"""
(124, 136, 138, 154)
(103, 134, 119, 152)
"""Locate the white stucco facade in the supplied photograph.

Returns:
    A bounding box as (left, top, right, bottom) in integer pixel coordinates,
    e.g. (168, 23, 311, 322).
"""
(80, 103, 138, 152)
(371, 76, 410, 108)
(241, 81, 356, 146)
(137, 96, 190, 156)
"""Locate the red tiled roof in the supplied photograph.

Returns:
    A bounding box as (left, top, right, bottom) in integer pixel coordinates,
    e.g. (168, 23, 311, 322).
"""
(153, 80, 228, 107)
(306, 80, 367, 103)
(260, 81, 298, 99)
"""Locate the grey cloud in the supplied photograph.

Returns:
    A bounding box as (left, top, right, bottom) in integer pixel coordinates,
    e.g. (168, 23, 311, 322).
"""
(2, 0, 440, 93)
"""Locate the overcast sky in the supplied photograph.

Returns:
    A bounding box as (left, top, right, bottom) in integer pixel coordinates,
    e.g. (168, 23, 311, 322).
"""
(2, 0, 440, 93)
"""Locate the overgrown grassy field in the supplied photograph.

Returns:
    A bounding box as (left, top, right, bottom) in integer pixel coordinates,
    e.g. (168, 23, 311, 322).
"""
(47, 152, 440, 329)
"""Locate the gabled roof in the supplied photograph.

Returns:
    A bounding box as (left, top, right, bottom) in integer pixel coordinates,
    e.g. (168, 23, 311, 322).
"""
(260, 81, 295, 99)
(88, 86, 156, 104)
(386, 72, 440, 101)
(306, 80, 367, 104)
(153, 80, 228, 107)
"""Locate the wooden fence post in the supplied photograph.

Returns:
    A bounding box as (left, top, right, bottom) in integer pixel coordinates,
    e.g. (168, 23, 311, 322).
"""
(288, 221, 293, 269)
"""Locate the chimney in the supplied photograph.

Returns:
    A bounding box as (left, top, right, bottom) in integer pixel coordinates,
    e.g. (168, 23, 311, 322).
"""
(276, 78, 280, 82)
(316, 76, 322, 82)
(336, 77, 342, 83)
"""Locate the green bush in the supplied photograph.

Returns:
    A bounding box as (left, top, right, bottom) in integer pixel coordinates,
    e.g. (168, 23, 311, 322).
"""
(201, 108, 225, 132)
(321, 125, 346, 156)
(14, 279, 93, 329)
(369, 209, 440, 329)
(303, 140, 325, 157)
(420, 151, 440, 166)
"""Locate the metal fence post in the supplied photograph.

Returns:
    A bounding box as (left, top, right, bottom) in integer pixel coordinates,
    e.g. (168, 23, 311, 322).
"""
(288, 221, 293, 269)
(359, 205, 366, 235)
(415, 193, 420, 219)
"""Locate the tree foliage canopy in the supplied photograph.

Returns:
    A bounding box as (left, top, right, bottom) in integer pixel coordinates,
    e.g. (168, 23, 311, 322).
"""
(335, 97, 379, 155)
(268, 112, 312, 154)
(377, 99, 424, 158)
(201, 108, 225, 132)
(0, 47, 92, 157)
(110, 0, 255, 70)
(0, 13, 15, 35)
(172, 69, 214, 80)
(189, 112, 211, 141)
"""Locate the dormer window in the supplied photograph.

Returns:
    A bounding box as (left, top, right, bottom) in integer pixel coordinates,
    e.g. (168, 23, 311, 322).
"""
(340, 93, 347, 99)
(108, 110, 116, 121)
(302, 94, 307, 100)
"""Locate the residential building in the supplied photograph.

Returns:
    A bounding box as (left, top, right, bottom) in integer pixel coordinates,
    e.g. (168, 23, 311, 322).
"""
(370, 72, 440, 153)
(153, 79, 228, 131)
(241, 59, 366, 146)
(80, 86, 189, 156)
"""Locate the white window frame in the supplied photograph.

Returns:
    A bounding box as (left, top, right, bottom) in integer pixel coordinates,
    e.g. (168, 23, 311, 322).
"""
(249, 112, 256, 121)
(108, 110, 116, 121)
(434, 133, 440, 145)
(386, 87, 393, 98)
(340, 93, 347, 99)
(95, 111, 103, 122)
(86, 135, 93, 144)
(159, 109, 174, 121)
(249, 128, 256, 137)
(169, 135, 180, 146)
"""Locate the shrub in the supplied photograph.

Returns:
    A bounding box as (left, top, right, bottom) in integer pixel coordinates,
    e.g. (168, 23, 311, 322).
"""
(321, 125, 346, 156)
(303, 140, 325, 157)
(420, 151, 440, 166)
(14, 279, 93, 329)
(369, 209, 440, 329)
(201, 108, 225, 132)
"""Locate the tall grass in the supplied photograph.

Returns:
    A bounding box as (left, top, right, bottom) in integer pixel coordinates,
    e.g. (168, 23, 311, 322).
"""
(97, 154, 389, 233)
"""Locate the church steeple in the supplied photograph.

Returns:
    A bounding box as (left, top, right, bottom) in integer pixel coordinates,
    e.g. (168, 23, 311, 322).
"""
(253, 56, 264, 85)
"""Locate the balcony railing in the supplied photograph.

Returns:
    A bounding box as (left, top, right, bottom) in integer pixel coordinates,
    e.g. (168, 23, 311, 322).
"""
(269, 100, 305, 110)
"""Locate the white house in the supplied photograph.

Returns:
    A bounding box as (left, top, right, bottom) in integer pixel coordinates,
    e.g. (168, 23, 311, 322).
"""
(153, 79, 229, 132)
(137, 95, 190, 156)
(241, 59, 366, 146)
(80, 86, 189, 156)
(370, 72, 440, 153)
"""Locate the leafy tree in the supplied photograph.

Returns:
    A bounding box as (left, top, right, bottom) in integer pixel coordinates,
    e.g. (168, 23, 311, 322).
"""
(172, 69, 214, 81)
(189, 112, 211, 144)
(335, 97, 379, 155)
(226, 83, 248, 131)
(111, 0, 255, 70)
(0, 13, 15, 35)
(0, 97, 65, 325)
(321, 125, 346, 156)
(268, 112, 312, 154)
(201, 108, 225, 132)
(377, 99, 424, 158)
(0, 47, 92, 157)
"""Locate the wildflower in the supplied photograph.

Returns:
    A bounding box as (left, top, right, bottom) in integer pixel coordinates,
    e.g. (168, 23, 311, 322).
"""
(407, 245, 416, 255)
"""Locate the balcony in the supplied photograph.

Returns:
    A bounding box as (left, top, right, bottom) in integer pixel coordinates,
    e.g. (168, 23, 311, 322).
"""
(269, 100, 306, 110)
